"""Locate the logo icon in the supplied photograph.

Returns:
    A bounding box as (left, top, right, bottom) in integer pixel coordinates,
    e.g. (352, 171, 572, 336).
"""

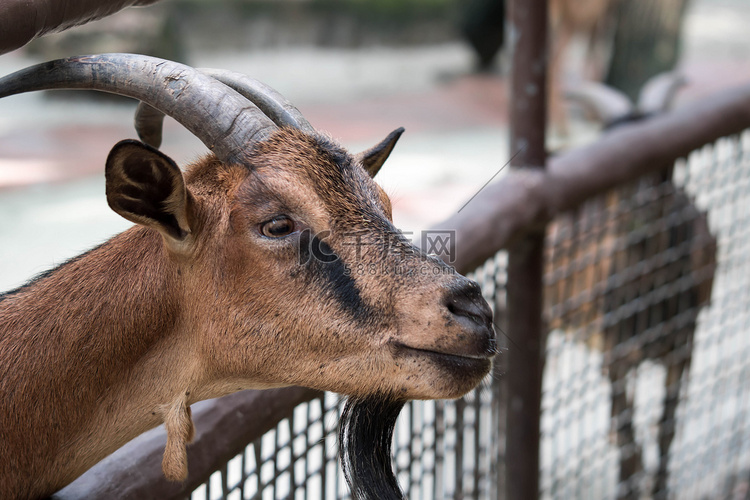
(421, 230, 456, 263)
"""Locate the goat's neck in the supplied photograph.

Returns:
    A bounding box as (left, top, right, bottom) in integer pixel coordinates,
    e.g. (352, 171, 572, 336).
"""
(0, 228, 202, 496)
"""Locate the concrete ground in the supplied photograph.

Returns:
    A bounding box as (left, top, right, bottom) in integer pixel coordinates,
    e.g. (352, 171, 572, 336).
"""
(1, 0, 750, 292)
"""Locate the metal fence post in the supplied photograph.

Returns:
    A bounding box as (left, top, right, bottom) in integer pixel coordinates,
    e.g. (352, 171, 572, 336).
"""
(506, 0, 548, 499)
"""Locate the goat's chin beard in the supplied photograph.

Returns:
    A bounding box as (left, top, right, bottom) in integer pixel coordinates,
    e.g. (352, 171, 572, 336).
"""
(339, 395, 407, 500)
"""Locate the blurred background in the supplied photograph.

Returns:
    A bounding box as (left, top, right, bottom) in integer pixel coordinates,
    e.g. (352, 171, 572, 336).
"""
(1, 0, 749, 293)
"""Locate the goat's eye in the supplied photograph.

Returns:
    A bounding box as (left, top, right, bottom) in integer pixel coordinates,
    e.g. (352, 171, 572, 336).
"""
(260, 217, 295, 238)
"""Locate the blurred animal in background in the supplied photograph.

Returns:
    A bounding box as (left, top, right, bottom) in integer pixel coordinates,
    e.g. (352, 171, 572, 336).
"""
(567, 71, 687, 127)
(552, 0, 692, 138)
(460, 0, 617, 133)
(546, 75, 717, 499)
(548, 0, 616, 136)
(461, 0, 691, 145)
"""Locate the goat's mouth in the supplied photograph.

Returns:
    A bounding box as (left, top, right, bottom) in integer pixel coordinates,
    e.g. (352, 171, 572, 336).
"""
(391, 342, 493, 376)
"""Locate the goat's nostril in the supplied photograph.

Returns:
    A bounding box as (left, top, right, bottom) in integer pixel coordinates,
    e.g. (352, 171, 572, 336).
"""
(447, 300, 484, 325)
(440, 282, 497, 358)
(446, 301, 460, 316)
(444, 285, 493, 328)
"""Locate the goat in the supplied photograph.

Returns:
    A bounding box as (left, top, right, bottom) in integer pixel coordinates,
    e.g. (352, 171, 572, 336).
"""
(0, 54, 496, 500)
(548, 0, 616, 136)
(546, 78, 717, 498)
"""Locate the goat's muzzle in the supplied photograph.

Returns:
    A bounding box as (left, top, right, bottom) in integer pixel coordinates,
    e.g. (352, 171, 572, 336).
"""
(390, 278, 496, 398)
(443, 281, 496, 356)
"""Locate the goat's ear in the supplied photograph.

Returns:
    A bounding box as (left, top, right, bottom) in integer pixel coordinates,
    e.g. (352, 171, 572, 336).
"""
(355, 127, 404, 178)
(105, 140, 192, 243)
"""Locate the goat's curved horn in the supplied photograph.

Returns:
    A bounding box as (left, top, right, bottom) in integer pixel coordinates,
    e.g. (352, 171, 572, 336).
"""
(134, 68, 314, 149)
(0, 54, 277, 164)
(134, 101, 169, 149)
(200, 69, 314, 132)
(565, 81, 633, 127)
(637, 72, 686, 117)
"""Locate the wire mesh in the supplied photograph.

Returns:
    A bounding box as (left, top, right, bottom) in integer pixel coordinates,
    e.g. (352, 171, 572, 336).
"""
(542, 130, 750, 499)
(188, 129, 750, 500)
(189, 393, 349, 500)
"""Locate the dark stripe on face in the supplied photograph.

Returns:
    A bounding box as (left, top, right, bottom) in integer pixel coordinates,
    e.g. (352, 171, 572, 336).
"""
(298, 230, 373, 322)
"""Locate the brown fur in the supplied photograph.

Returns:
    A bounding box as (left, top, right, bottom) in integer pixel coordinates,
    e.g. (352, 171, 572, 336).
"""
(0, 128, 494, 498)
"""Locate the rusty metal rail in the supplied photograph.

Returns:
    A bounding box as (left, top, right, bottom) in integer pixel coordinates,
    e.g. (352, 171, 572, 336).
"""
(505, 0, 548, 498)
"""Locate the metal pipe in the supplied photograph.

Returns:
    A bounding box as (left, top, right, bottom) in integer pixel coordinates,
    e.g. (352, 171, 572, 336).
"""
(506, 0, 548, 498)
